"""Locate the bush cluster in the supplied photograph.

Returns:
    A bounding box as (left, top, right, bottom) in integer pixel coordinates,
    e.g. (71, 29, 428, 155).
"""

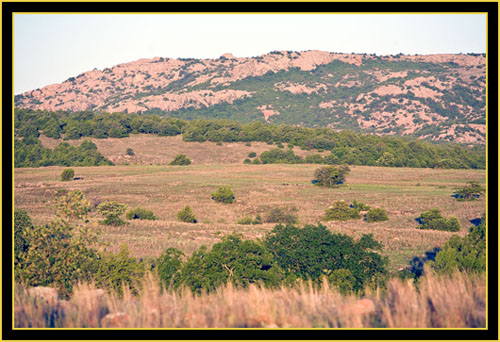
(169, 154, 191, 165)
(324, 201, 362, 221)
(365, 208, 389, 222)
(416, 209, 461, 232)
(264, 207, 298, 224)
(126, 207, 157, 221)
(453, 181, 485, 201)
(237, 215, 262, 225)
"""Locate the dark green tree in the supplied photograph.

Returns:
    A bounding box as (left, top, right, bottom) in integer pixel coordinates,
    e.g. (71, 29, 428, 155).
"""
(60, 168, 74, 181)
(416, 209, 461, 232)
(178, 234, 284, 293)
(313, 165, 350, 187)
(97, 201, 128, 226)
(264, 224, 388, 292)
(176, 205, 197, 223)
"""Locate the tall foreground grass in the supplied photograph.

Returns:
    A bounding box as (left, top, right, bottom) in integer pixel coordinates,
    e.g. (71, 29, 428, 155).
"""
(15, 271, 485, 328)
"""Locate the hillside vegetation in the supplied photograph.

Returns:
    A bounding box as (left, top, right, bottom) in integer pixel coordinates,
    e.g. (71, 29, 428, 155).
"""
(14, 50, 486, 144)
(14, 109, 485, 169)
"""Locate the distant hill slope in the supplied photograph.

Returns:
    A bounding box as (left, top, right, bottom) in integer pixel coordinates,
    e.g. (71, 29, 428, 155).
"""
(15, 50, 486, 144)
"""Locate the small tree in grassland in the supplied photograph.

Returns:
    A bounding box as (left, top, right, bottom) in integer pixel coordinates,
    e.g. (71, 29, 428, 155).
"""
(61, 168, 74, 181)
(169, 154, 191, 165)
(177, 205, 197, 223)
(453, 181, 485, 201)
(97, 201, 128, 226)
(211, 186, 235, 204)
(313, 165, 350, 188)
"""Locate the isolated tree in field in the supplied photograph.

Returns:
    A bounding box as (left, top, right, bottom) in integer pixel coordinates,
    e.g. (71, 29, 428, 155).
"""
(313, 165, 350, 187)
(211, 186, 235, 204)
(97, 201, 128, 226)
(176, 205, 197, 223)
(60, 168, 74, 181)
(125, 148, 135, 156)
(169, 154, 191, 165)
(453, 181, 485, 201)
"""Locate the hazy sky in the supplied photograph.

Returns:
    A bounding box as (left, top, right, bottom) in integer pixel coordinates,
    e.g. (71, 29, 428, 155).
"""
(14, 13, 486, 94)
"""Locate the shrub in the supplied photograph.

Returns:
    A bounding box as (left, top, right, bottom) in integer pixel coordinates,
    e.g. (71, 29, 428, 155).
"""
(350, 200, 371, 211)
(156, 248, 184, 289)
(416, 209, 461, 232)
(97, 201, 127, 226)
(211, 186, 235, 204)
(313, 165, 350, 187)
(243, 158, 251, 164)
(176, 205, 197, 223)
(178, 234, 283, 293)
(169, 154, 191, 165)
(453, 181, 485, 201)
(324, 201, 361, 221)
(264, 207, 298, 224)
(60, 168, 74, 181)
(126, 207, 157, 221)
(94, 244, 145, 296)
(237, 215, 262, 225)
(264, 224, 387, 292)
(125, 148, 135, 156)
(365, 208, 389, 222)
(251, 158, 261, 165)
(248, 151, 257, 158)
(429, 215, 486, 274)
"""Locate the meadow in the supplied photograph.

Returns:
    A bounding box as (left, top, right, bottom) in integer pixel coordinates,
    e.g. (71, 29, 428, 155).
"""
(14, 134, 486, 273)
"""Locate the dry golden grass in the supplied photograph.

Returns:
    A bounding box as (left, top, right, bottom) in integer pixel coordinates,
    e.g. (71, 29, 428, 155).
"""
(14, 271, 486, 328)
(15, 135, 486, 272)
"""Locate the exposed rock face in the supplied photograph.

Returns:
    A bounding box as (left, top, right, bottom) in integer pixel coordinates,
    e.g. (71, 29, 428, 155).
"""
(15, 50, 486, 144)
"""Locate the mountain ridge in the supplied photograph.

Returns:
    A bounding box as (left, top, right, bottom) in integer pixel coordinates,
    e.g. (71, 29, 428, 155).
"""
(15, 50, 486, 144)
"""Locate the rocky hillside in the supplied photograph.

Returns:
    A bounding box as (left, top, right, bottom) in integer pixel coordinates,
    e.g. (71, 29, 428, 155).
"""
(15, 50, 486, 144)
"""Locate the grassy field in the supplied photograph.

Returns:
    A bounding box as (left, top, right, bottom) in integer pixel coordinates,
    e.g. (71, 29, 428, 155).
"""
(15, 270, 486, 328)
(14, 134, 486, 273)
